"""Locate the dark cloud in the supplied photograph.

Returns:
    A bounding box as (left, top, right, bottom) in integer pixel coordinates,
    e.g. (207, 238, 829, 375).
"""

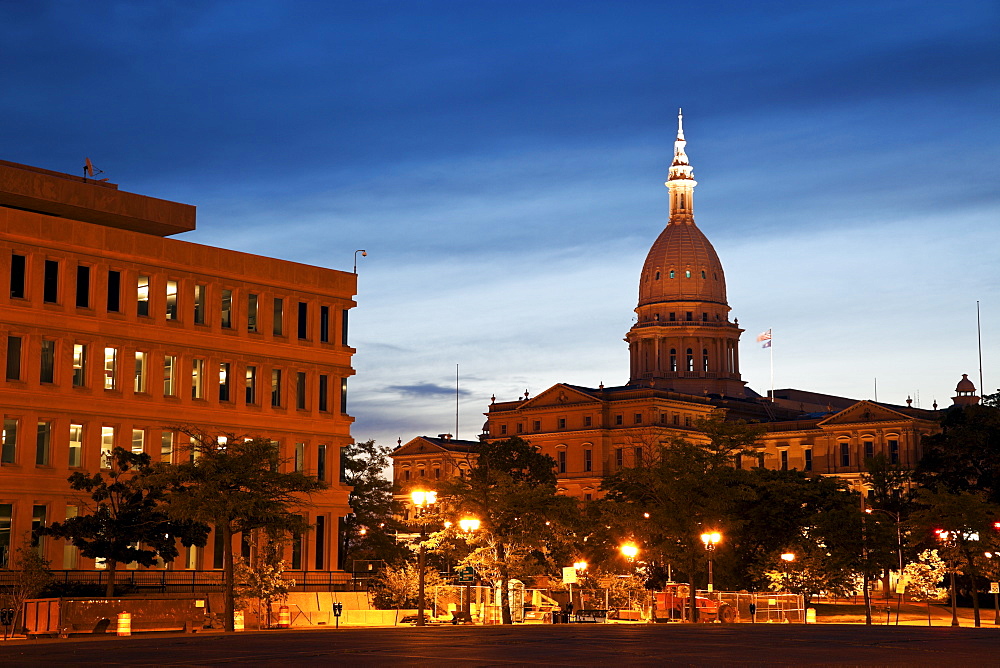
(386, 383, 472, 398)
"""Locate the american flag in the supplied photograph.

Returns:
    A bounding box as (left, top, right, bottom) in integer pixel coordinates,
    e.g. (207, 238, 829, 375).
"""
(756, 329, 772, 348)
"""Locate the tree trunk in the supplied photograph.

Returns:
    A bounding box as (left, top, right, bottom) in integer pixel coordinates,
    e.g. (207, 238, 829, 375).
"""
(105, 559, 118, 598)
(863, 570, 872, 625)
(497, 542, 511, 625)
(223, 523, 236, 632)
(969, 572, 981, 628)
(689, 555, 698, 623)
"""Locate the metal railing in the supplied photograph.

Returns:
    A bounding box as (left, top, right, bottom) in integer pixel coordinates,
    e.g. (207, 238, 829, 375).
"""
(0, 569, 368, 594)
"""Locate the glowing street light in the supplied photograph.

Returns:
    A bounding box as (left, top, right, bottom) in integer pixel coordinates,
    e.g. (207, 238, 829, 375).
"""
(620, 543, 639, 562)
(410, 489, 437, 627)
(459, 517, 480, 533)
(700, 531, 722, 592)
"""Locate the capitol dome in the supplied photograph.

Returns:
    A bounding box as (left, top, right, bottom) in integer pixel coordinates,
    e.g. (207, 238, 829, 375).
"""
(639, 220, 727, 306)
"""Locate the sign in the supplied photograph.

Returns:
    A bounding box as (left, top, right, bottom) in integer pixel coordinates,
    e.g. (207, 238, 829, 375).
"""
(562, 566, 578, 584)
(458, 566, 476, 584)
(991, 582, 999, 594)
(332, 602, 344, 617)
(0, 608, 14, 626)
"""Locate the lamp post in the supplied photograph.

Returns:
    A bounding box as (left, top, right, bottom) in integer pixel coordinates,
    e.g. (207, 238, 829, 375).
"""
(780, 552, 796, 592)
(620, 543, 639, 562)
(936, 529, 960, 627)
(353, 249, 367, 274)
(568, 560, 587, 613)
(411, 490, 437, 627)
(458, 517, 480, 620)
(700, 532, 721, 592)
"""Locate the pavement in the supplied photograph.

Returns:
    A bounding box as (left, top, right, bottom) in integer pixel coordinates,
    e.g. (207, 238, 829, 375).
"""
(2, 622, 1000, 666)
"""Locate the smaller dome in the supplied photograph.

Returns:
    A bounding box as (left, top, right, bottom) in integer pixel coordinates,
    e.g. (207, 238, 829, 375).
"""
(952, 374, 980, 407)
(956, 374, 976, 393)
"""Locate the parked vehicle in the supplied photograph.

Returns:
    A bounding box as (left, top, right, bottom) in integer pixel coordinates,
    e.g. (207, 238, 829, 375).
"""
(654, 584, 735, 623)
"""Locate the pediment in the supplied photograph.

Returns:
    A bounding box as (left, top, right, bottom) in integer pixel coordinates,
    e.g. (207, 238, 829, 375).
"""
(818, 401, 912, 427)
(392, 437, 451, 458)
(521, 384, 601, 409)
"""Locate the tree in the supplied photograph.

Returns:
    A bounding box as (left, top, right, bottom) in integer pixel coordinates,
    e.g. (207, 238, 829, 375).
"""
(340, 439, 408, 569)
(41, 447, 208, 596)
(436, 436, 574, 624)
(1, 535, 53, 632)
(369, 562, 446, 623)
(233, 530, 293, 629)
(902, 549, 948, 602)
(156, 433, 327, 632)
(916, 403, 1000, 503)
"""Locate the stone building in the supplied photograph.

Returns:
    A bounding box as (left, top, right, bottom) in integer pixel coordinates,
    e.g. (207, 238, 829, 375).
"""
(0, 159, 354, 576)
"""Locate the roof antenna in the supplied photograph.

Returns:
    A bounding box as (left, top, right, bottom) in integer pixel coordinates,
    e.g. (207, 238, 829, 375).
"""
(83, 158, 108, 183)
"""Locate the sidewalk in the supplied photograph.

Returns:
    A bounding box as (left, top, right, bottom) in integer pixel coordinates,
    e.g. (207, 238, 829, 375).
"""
(813, 600, 1000, 627)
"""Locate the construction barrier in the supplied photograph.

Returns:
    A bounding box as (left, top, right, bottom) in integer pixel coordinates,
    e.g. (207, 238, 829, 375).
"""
(116, 612, 131, 636)
(277, 605, 290, 628)
(234, 610, 245, 632)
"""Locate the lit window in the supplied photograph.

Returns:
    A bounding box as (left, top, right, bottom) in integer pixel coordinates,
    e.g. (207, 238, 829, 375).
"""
(686, 348, 694, 372)
(161, 431, 174, 463)
(134, 352, 147, 393)
(40, 339, 55, 383)
(2, 418, 18, 464)
(245, 366, 257, 404)
(685, 270, 691, 278)
(131, 429, 144, 454)
(137, 275, 150, 316)
(247, 294, 258, 332)
(101, 427, 115, 467)
(36, 421, 51, 466)
(669, 270, 675, 278)
(221, 290, 233, 328)
(194, 285, 206, 324)
(192, 359, 204, 399)
(72, 344, 87, 387)
(164, 355, 177, 396)
(104, 347, 117, 390)
(294, 443, 305, 472)
(584, 449, 592, 472)
(272, 369, 282, 407)
(166, 280, 178, 320)
(219, 363, 231, 402)
(69, 424, 83, 467)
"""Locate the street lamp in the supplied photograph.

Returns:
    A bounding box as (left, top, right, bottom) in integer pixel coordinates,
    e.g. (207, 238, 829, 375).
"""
(700, 532, 722, 592)
(353, 249, 367, 274)
(620, 543, 639, 562)
(935, 529, 960, 627)
(458, 517, 480, 620)
(411, 490, 437, 627)
(780, 553, 795, 592)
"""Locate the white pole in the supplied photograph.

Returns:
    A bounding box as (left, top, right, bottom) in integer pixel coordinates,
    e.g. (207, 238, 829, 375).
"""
(769, 331, 774, 401)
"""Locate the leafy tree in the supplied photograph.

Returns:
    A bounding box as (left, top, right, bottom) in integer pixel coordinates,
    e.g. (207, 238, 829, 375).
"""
(902, 549, 947, 602)
(340, 439, 408, 569)
(369, 562, 445, 623)
(1, 535, 53, 632)
(41, 447, 208, 596)
(436, 436, 574, 624)
(916, 403, 1000, 503)
(155, 432, 327, 632)
(234, 531, 293, 629)
(908, 488, 1000, 627)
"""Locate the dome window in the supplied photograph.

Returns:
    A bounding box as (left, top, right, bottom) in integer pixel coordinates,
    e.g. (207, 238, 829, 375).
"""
(655, 271, 660, 280)
(686, 348, 694, 372)
(669, 270, 675, 279)
(701, 270, 706, 279)
(685, 270, 691, 278)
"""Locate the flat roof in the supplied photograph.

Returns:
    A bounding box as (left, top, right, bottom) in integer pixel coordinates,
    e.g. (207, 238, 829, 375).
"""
(0, 159, 195, 237)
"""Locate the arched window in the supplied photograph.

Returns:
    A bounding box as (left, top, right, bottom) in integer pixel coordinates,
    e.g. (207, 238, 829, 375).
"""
(703, 348, 709, 372)
(669, 270, 675, 279)
(701, 270, 706, 279)
(686, 348, 694, 372)
(670, 349, 677, 372)
(685, 270, 691, 278)
(655, 271, 660, 280)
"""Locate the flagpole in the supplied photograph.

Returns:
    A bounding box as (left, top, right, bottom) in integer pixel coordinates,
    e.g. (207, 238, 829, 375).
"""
(769, 331, 774, 402)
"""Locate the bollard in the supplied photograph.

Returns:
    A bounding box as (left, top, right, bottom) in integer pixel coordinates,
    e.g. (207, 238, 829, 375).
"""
(277, 605, 291, 629)
(234, 610, 245, 632)
(116, 612, 131, 637)
(806, 608, 816, 624)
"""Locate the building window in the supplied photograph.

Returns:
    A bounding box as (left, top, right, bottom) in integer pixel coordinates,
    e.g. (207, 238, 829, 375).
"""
(669, 270, 675, 279)
(104, 347, 118, 390)
(584, 416, 592, 427)
(36, 420, 51, 466)
(340, 377, 348, 413)
(40, 339, 55, 383)
(134, 352, 147, 393)
(161, 431, 174, 463)
(297, 302, 308, 339)
(320, 306, 330, 342)
(245, 366, 257, 404)
(107, 270, 121, 312)
(863, 440, 874, 461)
(247, 294, 258, 332)
(804, 449, 813, 471)
(219, 363, 231, 402)
(703, 348, 709, 372)
(68, 423, 83, 467)
(584, 449, 592, 472)
(702, 312, 708, 322)
(685, 270, 691, 278)
(500, 424, 507, 435)
(684, 415, 692, 427)
(341, 309, 349, 345)
(294, 443, 305, 472)
(101, 426, 115, 467)
(840, 442, 850, 467)
(780, 450, 789, 470)
(404, 469, 410, 482)
(516, 423, 523, 434)
(31, 505, 47, 554)
(296, 372, 307, 410)
(888, 439, 899, 465)
(191, 359, 204, 399)
(71, 344, 86, 387)
(10, 253, 26, 299)
(0, 504, 11, 567)
(557, 418, 566, 429)
(76, 265, 91, 308)
(673, 413, 680, 425)
(221, 289, 233, 328)
(434, 468, 441, 479)
(670, 348, 677, 372)
(686, 311, 693, 321)
(136, 275, 150, 316)
(166, 280, 178, 320)
(164, 355, 177, 396)
(315, 515, 326, 570)
(271, 369, 282, 407)
(532, 420, 541, 431)
(194, 285, 206, 324)
(273, 298, 284, 336)
(63, 505, 79, 568)
(615, 414, 623, 426)
(318, 374, 328, 411)
(131, 429, 145, 454)
(43, 259, 59, 303)
(634, 413, 642, 425)
(317, 444, 327, 482)
(557, 450, 566, 474)
(615, 448, 623, 468)
(634, 446, 643, 465)
(5, 335, 22, 381)
(686, 348, 694, 372)
(2, 418, 18, 464)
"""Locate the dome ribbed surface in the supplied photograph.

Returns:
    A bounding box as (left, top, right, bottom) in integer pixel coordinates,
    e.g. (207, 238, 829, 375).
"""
(638, 220, 727, 306)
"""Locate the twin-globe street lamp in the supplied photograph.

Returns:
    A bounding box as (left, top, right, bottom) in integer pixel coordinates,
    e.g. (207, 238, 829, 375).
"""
(410, 489, 437, 627)
(700, 532, 722, 592)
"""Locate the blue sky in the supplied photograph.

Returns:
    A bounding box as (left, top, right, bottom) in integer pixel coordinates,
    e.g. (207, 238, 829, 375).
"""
(3, 0, 998, 446)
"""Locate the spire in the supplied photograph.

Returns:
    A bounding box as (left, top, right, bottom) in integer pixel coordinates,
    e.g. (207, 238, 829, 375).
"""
(666, 108, 697, 221)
